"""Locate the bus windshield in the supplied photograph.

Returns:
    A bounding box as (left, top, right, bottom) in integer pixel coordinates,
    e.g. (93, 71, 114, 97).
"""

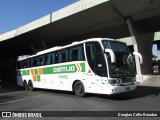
(102, 40, 136, 78)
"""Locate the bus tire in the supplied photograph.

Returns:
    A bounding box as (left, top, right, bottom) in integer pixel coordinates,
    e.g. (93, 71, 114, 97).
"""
(73, 81, 85, 97)
(28, 80, 33, 91)
(23, 80, 28, 90)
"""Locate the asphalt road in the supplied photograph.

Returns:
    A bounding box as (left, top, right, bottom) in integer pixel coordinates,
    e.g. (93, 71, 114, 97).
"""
(0, 85, 160, 120)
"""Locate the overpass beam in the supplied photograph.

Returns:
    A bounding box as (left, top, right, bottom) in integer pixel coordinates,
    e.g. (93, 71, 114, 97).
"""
(126, 18, 154, 82)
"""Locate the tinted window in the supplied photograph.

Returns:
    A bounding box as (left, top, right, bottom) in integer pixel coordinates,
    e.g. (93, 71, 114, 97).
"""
(58, 50, 68, 63)
(45, 53, 55, 65)
(31, 58, 37, 67)
(70, 45, 85, 61)
(37, 55, 45, 66)
(86, 42, 107, 77)
(102, 40, 128, 52)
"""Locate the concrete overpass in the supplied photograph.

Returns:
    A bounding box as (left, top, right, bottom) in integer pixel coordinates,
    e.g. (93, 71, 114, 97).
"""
(1, 0, 160, 83)
(120, 32, 160, 60)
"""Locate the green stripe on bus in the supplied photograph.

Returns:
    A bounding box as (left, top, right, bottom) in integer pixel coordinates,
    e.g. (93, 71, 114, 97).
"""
(27, 70, 30, 75)
(37, 75, 41, 82)
(80, 63, 85, 72)
(19, 62, 86, 76)
(43, 64, 77, 74)
(20, 70, 30, 76)
(34, 69, 38, 75)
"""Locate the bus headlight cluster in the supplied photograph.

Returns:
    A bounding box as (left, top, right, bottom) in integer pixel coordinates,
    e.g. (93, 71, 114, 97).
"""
(108, 79, 122, 86)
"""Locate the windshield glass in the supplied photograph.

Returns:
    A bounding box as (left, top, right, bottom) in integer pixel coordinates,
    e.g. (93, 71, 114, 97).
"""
(102, 40, 136, 78)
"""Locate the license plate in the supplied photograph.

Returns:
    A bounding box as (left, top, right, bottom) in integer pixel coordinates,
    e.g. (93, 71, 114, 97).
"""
(126, 87, 130, 91)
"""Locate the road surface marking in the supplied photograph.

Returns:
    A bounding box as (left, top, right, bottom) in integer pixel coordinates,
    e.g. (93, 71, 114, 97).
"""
(0, 96, 40, 105)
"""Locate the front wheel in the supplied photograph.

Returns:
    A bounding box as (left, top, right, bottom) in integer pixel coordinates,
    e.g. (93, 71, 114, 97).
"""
(73, 81, 85, 97)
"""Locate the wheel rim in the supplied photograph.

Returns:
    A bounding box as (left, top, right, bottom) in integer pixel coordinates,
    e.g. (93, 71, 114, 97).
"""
(74, 81, 85, 97)
(76, 85, 82, 93)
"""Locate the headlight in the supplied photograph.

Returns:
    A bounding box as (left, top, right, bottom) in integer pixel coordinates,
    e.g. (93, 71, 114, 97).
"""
(108, 79, 122, 86)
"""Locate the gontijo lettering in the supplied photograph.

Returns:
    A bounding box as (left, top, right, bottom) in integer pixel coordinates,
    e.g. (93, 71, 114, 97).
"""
(53, 66, 75, 73)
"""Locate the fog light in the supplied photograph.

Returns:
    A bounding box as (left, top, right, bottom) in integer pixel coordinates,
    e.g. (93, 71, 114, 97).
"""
(112, 89, 116, 92)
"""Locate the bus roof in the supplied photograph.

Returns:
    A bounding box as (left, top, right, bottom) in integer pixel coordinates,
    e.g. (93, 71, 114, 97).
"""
(17, 38, 121, 61)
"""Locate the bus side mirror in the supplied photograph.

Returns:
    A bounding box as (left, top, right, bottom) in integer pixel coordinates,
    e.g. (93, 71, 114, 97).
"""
(105, 49, 116, 63)
(133, 52, 143, 64)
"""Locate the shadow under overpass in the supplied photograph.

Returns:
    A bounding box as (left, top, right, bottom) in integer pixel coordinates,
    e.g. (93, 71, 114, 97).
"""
(0, 57, 17, 85)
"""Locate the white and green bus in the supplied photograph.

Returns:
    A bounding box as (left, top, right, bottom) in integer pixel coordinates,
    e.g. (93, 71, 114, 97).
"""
(17, 38, 142, 96)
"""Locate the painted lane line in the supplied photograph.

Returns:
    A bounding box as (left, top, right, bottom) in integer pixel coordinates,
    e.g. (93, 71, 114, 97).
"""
(0, 96, 40, 105)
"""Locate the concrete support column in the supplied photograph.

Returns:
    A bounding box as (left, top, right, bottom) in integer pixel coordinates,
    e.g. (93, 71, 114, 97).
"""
(157, 42, 160, 74)
(157, 42, 160, 61)
(126, 18, 154, 82)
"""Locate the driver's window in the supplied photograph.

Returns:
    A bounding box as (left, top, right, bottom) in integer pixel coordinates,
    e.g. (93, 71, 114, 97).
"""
(86, 42, 107, 77)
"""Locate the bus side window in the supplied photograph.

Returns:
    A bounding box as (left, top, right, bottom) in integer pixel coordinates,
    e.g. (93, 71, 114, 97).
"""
(37, 55, 45, 66)
(45, 54, 51, 65)
(31, 58, 37, 67)
(37, 57, 40, 66)
(25, 60, 30, 68)
(70, 45, 85, 61)
(22, 61, 26, 68)
(45, 53, 55, 65)
(78, 46, 85, 61)
(51, 53, 55, 64)
(20, 61, 23, 69)
(22, 60, 29, 68)
(58, 49, 68, 63)
(86, 44, 94, 61)
(70, 48, 78, 61)
(55, 53, 58, 63)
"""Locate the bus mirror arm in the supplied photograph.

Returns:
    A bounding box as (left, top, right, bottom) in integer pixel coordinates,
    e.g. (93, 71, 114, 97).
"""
(133, 52, 143, 64)
(104, 49, 116, 63)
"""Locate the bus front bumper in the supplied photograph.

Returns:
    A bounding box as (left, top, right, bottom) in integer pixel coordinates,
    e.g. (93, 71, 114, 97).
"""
(107, 84, 137, 95)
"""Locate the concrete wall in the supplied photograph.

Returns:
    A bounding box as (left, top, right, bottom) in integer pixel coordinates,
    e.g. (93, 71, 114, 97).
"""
(141, 75, 160, 87)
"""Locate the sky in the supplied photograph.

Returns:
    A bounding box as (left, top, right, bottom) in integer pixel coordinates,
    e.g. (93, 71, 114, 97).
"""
(153, 44, 158, 56)
(0, 0, 78, 34)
